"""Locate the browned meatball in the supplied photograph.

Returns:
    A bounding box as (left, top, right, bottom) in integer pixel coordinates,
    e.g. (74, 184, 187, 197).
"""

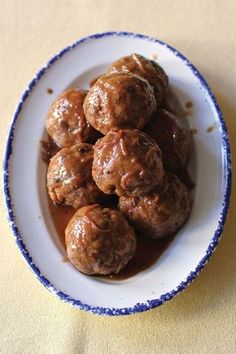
(83, 73, 156, 134)
(65, 204, 137, 275)
(107, 53, 168, 106)
(145, 109, 192, 173)
(89, 75, 103, 87)
(119, 174, 192, 239)
(92, 129, 165, 197)
(47, 144, 102, 209)
(46, 89, 96, 147)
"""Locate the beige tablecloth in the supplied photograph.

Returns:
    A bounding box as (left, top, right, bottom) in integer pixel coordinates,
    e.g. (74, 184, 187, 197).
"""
(0, 1, 235, 353)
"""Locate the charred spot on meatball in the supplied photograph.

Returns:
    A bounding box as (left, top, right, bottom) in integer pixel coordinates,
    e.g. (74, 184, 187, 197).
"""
(47, 143, 103, 209)
(145, 109, 192, 173)
(119, 174, 192, 239)
(46, 89, 97, 147)
(83, 73, 156, 134)
(65, 204, 137, 275)
(92, 129, 165, 197)
(107, 53, 168, 106)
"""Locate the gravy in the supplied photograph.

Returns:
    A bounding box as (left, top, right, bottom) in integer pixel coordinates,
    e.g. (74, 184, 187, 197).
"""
(44, 136, 176, 280)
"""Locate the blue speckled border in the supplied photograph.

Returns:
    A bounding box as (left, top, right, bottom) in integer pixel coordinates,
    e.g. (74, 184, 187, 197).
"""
(3, 31, 232, 316)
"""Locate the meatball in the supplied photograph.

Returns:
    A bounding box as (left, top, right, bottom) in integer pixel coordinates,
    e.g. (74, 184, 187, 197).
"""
(145, 109, 192, 173)
(83, 73, 156, 134)
(65, 204, 137, 275)
(119, 174, 192, 239)
(47, 144, 102, 209)
(89, 75, 103, 87)
(46, 89, 96, 147)
(92, 129, 165, 197)
(107, 53, 168, 106)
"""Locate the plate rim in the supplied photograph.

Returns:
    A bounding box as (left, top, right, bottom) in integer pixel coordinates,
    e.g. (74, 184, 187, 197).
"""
(3, 31, 232, 316)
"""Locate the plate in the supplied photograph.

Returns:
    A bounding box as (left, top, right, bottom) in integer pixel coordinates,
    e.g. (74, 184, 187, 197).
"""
(3, 32, 231, 316)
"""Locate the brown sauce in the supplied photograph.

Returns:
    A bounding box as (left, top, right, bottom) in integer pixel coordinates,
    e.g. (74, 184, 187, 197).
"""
(162, 89, 190, 126)
(190, 128, 198, 135)
(47, 88, 54, 94)
(151, 53, 158, 60)
(48, 198, 76, 247)
(185, 101, 193, 109)
(207, 123, 217, 133)
(62, 256, 69, 263)
(43, 135, 176, 281)
(105, 234, 174, 280)
(41, 137, 60, 163)
(177, 168, 195, 190)
(48, 195, 175, 280)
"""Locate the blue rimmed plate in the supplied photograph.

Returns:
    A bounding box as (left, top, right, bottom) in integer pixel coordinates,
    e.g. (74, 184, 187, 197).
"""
(3, 31, 231, 316)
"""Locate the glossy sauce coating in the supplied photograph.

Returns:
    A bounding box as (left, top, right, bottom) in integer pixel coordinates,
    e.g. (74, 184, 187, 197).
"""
(65, 204, 137, 275)
(44, 139, 176, 279)
(46, 89, 95, 147)
(48, 196, 175, 280)
(106, 233, 175, 280)
(41, 136, 60, 164)
(42, 53, 195, 280)
(92, 129, 165, 197)
(119, 174, 192, 239)
(145, 109, 192, 173)
(107, 53, 168, 106)
(47, 143, 103, 209)
(84, 73, 156, 134)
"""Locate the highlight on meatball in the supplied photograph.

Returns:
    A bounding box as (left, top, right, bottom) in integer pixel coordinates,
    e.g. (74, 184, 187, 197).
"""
(107, 53, 168, 106)
(83, 73, 156, 134)
(92, 129, 165, 197)
(65, 204, 137, 275)
(119, 174, 192, 239)
(46, 89, 96, 148)
(47, 143, 103, 209)
(145, 109, 192, 173)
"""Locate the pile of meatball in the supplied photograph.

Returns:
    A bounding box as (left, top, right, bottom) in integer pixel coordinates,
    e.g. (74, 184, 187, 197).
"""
(46, 53, 193, 276)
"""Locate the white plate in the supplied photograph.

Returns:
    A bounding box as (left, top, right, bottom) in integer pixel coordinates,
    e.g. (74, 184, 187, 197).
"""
(3, 32, 231, 315)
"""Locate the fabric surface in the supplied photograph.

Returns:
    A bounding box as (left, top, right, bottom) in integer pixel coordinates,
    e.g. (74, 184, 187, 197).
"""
(0, 1, 235, 353)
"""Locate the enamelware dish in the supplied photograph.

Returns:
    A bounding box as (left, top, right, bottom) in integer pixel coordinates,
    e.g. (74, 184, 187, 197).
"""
(3, 32, 231, 315)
